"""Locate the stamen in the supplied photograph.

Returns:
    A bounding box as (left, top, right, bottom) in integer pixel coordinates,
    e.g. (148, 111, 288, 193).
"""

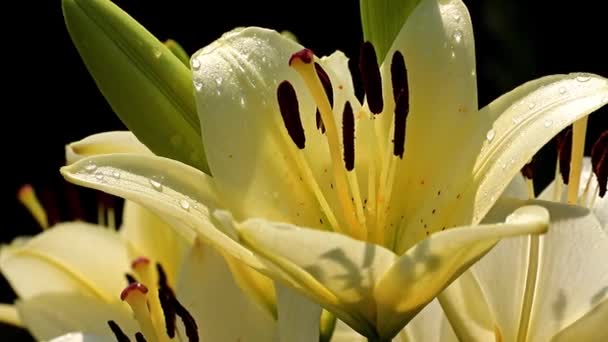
(157, 264, 198, 342)
(359, 42, 383, 114)
(289, 48, 365, 239)
(521, 158, 536, 199)
(277, 81, 306, 149)
(125, 273, 137, 285)
(108, 320, 131, 342)
(557, 127, 572, 184)
(132, 258, 168, 341)
(121, 283, 159, 342)
(591, 131, 608, 197)
(567, 117, 588, 204)
(316, 110, 326, 133)
(392, 90, 409, 158)
(342, 102, 355, 171)
(135, 333, 147, 342)
(17, 184, 48, 229)
(314, 62, 333, 107)
(390, 51, 408, 103)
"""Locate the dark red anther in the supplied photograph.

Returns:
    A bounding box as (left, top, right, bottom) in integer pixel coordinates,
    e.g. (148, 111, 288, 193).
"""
(107, 320, 131, 342)
(521, 158, 535, 180)
(556, 127, 572, 184)
(390, 50, 408, 104)
(315, 109, 326, 133)
(591, 131, 607, 197)
(277, 81, 306, 149)
(314, 62, 333, 108)
(342, 102, 355, 171)
(289, 48, 314, 66)
(125, 273, 137, 285)
(393, 90, 409, 158)
(156, 263, 198, 342)
(359, 42, 383, 114)
(135, 332, 147, 342)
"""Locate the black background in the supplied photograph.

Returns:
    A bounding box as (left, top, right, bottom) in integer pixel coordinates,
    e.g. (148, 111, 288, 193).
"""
(2, 0, 607, 340)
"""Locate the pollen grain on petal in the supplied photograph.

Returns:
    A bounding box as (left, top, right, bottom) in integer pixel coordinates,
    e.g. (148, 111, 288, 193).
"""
(359, 42, 383, 114)
(277, 81, 306, 149)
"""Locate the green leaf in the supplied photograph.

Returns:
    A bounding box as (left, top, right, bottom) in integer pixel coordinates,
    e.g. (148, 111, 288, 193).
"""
(62, 0, 209, 173)
(359, 0, 421, 63)
(164, 39, 190, 68)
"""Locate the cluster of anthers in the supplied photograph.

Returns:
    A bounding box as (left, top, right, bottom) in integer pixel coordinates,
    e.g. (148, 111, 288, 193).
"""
(109, 257, 198, 342)
(276, 43, 412, 248)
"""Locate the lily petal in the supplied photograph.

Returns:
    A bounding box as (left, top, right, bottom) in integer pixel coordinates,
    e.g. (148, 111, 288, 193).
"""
(378, 0, 479, 252)
(472, 74, 608, 226)
(0, 223, 129, 301)
(375, 205, 549, 338)
(16, 293, 137, 341)
(191, 27, 326, 228)
(60, 154, 271, 272)
(551, 299, 608, 342)
(176, 238, 277, 341)
(276, 282, 321, 342)
(49, 332, 113, 342)
(402, 299, 459, 342)
(239, 218, 397, 334)
(120, 201, 191, 285)
(65, 131, 151, 164)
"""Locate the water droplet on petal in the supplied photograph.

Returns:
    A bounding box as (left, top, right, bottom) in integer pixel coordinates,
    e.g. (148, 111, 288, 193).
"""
(512, 116, 523, 125)
(576, 75, 591, 82)
(452, 30, 463, 43)
(240, 97, 246, 107)
(215, 77, 223, 86)
(544, 119, 553, 128)
(191, 59, 201, 70)
(486, 129, 496, 142)
(179, 199, 190, 211)
(602, 95, 608, 104)
(453, 14, 461, 22)
(112, 171, 121, 179)
(528, 102, 536, 109)
(95, 172, 104, 180)
(149, 179, 163, 191)
(451, 50, 456, 58)
(559, 86, 567, 94)
(194, 81, 203, 91)
(85, 163, 97, 173)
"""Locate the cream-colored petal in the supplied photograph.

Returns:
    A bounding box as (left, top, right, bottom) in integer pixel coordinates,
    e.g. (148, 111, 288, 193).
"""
(551, 299, 608, 342)
(380, 0, 479, 253)
(120, 201, 191, 285)
(375, 205, 548, 338)
(0, 304, 21, 327)
(176, 238, 277, 341)
(48, 332, 113, 342)
(470, 74, 608, 227)
(276, 282, 321, 342)
(525, 202, 608, 341)
(60, 154, 271, 274)
(437, 271, 496, 341)
(65, 131, 151, 164)
(330, 320, 367, 342)
(16, 293, 137, 341)
(191, 27, 327, 228)
(502, 173, 530, 200)
(402, 299, 459, 342)
(239, 218, 397, 336)
(0, 223, 129, 302)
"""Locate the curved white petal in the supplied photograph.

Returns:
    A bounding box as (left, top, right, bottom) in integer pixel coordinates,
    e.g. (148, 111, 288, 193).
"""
(49, 332, 114, 342)
(0, 223, 129, 301)
(402, 299, 459, 342)
(376, 205, 548, 338)
(551, 299, 608, 342)
(176, 238, 277, 341)
(191, 27, 329, 228)
(65, 131, 151, 164)
(120, 201, 192, 285)
(276, 282, 320, 342)
(16, 293, 137, 341)
(60, 154, 271, 274)
(239, 219, 396, 336)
